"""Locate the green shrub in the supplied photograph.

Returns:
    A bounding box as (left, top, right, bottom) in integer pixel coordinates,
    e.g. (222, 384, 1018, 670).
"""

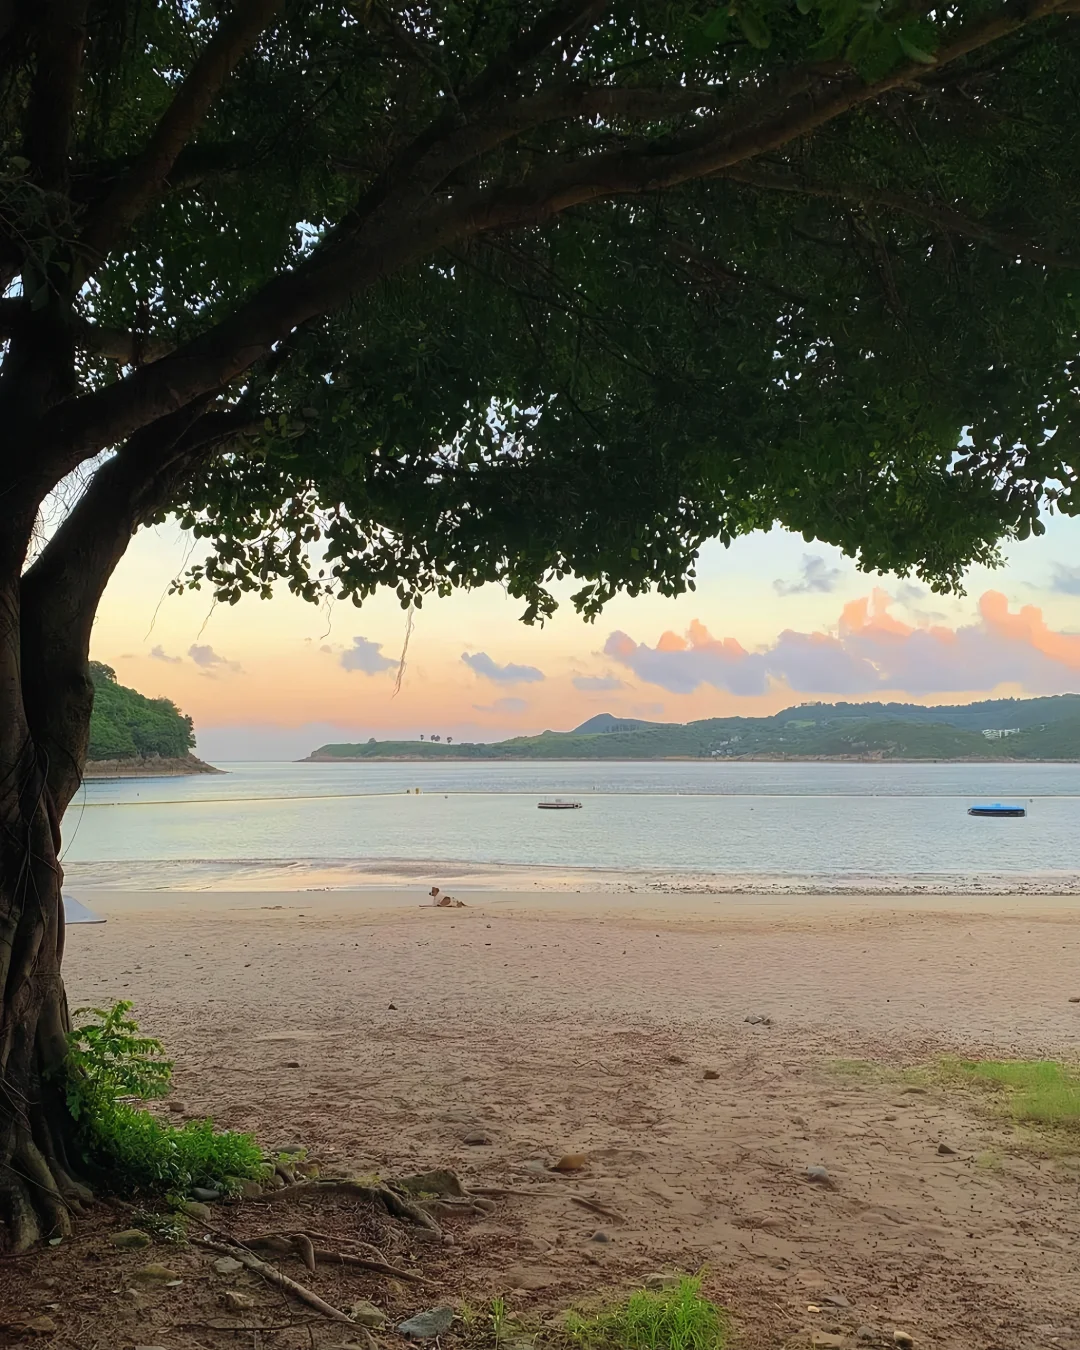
(563, 1276, 727, 1350)
(66, 1001, 264, 1194)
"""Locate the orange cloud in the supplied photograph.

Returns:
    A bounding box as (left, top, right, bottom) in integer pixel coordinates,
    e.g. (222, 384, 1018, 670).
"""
(608, 590, 1080, 698)
(979, 590, 1080, 670)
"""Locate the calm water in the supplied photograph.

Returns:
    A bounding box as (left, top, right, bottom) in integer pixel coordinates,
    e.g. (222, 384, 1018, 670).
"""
(62, 760, 1080, 887)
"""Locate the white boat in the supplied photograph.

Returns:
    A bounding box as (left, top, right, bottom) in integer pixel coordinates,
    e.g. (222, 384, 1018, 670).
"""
(538, 799, 582, 810)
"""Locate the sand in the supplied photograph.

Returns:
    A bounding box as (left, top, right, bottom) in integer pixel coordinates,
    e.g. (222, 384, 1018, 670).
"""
(11, 887, 1080, 1349)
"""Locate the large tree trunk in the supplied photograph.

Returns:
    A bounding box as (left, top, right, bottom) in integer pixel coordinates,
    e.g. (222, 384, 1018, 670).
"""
(0, 572, 94, 1253)
(0, 409, 247, 1251)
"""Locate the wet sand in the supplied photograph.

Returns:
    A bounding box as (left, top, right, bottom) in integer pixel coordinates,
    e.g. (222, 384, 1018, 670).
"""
(51, 887, 1080, 1347)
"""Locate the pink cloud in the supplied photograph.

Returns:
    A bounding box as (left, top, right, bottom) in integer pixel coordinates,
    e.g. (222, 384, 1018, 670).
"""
(604, 592, 1080, 698)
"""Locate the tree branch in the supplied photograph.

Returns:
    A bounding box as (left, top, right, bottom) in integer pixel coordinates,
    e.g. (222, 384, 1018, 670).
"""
(460, 0, 609, 106)
(29, 0, 1071, 489)
(24, 0, 86, 192)
(0, 300, 175, 362)
(720, 166, 1080, 269)
(78, 0, 283, 270)
(19, 406, 256, 810)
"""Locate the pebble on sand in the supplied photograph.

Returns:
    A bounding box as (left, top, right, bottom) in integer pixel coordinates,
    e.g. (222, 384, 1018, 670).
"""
(702, 1069, 720, 1081)
(463, 1130, 492, 1145)
(133, 1264, 180, 1282)
(805, 1165, 833, 1186)
(23, 1317, 57, 1335)
(937, 1142, 958, 1155)
(350, 1299, 388, 1327)
(397, 1308, 455, 1339)
(644, 1273, 681, 1290)
(893, 1333, 915, 1348)
(112, 1229, 151, 1249)
(552, 1154, 588, 1172)
(213, 1256, 245, 1275)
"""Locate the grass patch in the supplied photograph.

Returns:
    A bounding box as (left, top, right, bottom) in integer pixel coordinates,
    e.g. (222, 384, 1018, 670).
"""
(563, 1276, 727, 1350)
(827, 1058, 878, 1079)
(942, 1059, 1080, 1131)
(66, 1001, 265, 1195)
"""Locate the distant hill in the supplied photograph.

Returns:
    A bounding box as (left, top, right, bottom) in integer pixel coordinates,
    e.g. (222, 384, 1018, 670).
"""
(572, 713, 667, 734)
(304, 694, 1080, 762)
(87, 662, 217, 773)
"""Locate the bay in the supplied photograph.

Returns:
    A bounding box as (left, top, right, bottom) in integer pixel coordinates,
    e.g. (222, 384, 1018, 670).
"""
(63, 760, 1080, 888)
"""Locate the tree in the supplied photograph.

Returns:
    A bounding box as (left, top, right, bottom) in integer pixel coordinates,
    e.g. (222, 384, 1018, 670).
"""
(1, 0, 1078, 1250)
(86, 662, 196, 761)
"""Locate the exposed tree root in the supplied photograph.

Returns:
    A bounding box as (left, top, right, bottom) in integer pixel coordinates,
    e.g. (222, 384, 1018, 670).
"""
(569, 1195, 627, 1223)
(195, 1237, 357, 1325)
(0, 1117, 91, 1253)
(254, 1179, 444, 1237)
(241, 1232, 433, 1284)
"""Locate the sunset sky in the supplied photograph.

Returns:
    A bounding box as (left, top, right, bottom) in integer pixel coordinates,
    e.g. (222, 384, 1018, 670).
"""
(91, 512, 1080, 761)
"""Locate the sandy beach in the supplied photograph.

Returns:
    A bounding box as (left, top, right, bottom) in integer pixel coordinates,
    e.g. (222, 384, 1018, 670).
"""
(31, 886, 1079, 1349)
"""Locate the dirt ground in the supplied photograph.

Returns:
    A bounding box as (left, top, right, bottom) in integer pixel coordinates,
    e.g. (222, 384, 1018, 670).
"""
(4, 890, 1080, 1350)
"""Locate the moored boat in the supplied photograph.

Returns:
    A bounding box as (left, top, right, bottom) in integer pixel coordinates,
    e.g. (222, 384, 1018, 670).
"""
(538, 799, 582, 810)
(968, 803, 1026, 818)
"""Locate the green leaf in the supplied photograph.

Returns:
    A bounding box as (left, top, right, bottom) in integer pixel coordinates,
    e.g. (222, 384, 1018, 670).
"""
(897, 31, 937, 64)
(795, 0, 815, 14)
(737, 7, 771, 48)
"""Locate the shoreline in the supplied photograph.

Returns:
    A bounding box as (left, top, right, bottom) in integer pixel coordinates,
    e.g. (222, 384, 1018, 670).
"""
(61, 856, 1080, 895)
(302, 752, 1080, 764)
(83, 753, 222, 778)
(69, 885, 1080, 924)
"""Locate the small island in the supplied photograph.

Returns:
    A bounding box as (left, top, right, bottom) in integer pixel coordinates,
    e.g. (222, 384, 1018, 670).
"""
(304, 695, 1080, 763)
(84, 662, 219, 778)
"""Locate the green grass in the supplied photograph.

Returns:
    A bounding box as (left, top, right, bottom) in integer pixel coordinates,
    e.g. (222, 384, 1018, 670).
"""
(945, 1059, 1080, 1129)
(563, 1276, 727, 1350)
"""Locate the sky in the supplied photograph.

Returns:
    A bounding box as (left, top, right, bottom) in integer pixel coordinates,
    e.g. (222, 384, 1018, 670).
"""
(90, 513, 1080, 761)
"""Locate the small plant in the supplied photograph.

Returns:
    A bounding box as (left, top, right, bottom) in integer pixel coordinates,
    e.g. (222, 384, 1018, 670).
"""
(563, 1275, 727, 1350)
(65, 1001, 264, 1195)
(66, 1000, 172, 1111)
(490, 1296, 509, 1349)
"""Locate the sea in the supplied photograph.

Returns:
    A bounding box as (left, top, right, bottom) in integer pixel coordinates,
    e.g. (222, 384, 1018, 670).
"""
(62, 760, 1080, 892)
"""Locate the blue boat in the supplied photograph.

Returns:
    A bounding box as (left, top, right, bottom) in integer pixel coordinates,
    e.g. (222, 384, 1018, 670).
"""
(968, 803, 1026, 818)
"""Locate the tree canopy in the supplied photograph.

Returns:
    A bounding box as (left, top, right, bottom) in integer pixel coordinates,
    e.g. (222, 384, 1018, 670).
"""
(86, 661, 195, 761)
(3, 0, 1079, 657)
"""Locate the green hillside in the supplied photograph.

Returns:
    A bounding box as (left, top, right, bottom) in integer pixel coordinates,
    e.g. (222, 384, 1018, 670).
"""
(306, 694, 1080, 762)
(88, 662, 196, 761)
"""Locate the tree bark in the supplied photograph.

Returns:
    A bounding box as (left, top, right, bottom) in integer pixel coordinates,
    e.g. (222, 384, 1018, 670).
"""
(0, 566, 93, 1252)
(0, 408, 250, 1251)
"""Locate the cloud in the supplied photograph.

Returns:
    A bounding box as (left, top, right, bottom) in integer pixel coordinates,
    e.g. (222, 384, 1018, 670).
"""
(150, 645, 182, 664)
(774, 554, 843, 596)
(188, 643, 242, 673)
(473, 697, 529, 714)
(1049, 563, 1080, 596)
(461, 651, 545, 684)
(604, 622, 768, 695)
(605, 590, 1080, 698)
(339, 636, 396, 675)
(572, 674, 625, 692)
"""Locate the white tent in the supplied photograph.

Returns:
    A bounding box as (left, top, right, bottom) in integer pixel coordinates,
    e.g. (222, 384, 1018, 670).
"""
(63, 895, 106, 924)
